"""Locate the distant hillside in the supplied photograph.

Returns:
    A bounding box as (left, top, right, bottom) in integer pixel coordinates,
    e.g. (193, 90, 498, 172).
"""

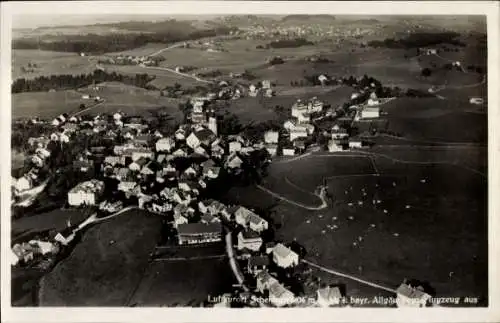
(280, 14, 336, 25)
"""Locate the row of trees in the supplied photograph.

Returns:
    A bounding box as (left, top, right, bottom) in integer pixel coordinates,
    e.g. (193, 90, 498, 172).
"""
(368, 32, 466, 49)
(12, 69, 155, 93)
(258, 38, 314, 49)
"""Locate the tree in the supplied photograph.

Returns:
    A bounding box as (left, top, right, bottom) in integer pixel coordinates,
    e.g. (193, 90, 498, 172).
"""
(79, 103, 86, 110)
(421, 68, 432, 77)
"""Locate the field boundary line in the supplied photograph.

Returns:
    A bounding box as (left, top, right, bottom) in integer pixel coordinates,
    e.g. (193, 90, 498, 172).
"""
(256, 184, 327, 210)
(356, 150, 487, 179)
(284, 176, 322, 199)
(376, 134, 487, 147)
(153, 255, 226, 262)
(302, 259, 397, 294)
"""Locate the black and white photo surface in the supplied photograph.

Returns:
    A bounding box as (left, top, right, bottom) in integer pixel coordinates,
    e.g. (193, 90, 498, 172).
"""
(1, 1, 499, 322)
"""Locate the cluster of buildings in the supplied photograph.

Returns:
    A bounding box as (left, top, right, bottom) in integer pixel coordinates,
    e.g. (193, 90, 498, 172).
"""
(10, 239, 60, 268)
(98, 55, 161, 67)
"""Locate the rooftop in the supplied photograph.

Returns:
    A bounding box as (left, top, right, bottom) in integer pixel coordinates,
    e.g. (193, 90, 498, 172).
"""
(177, 222, 222, 236)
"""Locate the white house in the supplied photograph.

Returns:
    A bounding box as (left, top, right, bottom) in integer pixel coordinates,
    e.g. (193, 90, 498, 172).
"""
(15, 176, 32, 193)
(297, 113, 311, 123)
(328, 140, 344, 152)
(360, 107, 380, 119)
(256, 270, 279, 294)
(289, 128, 308, 141)
(173, 213, 189, 229)
(316, 286, 342, 307)
(175, 128, 187, 141)
(234, 206, 256, 227)
(237, 230, 263, 251)
(348, 139, 363, 149)
(129, 148, 154, 161)
(269, 282, 295, 307)
(248, 213, 269, 233)
(156, 137, 176, 152)
(272, 243, 299, 268)
(291, 101, 308, 118)
(226, 153, 243, 169)
(265, 144, 278, 156)
(229, 141, 242, 153)
(264, 131, 279, 144)
(396, 283, 431, 308)
(67, 180, 105, 206)
(283, 148, 296, 156)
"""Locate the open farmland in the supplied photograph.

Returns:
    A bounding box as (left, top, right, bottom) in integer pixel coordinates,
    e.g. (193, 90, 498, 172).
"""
(247, 156, 487, 304)
(78, 82, 184, 119)
(12, 50, 94, 80)
(12, 90, 88, 119)
(129, 257, 233, 307)
(382, 97, 487, 143)
(38, 209, 162, 306)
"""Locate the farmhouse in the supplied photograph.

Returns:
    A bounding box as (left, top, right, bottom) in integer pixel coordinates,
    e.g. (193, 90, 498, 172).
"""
(289, 128, 308, 142)
(126, 148, 154, 161)
(256, 270, 279, 293)
(68, 179, 105, 206)
(396, 283, 431, 308)
(229, 141, 243, 153)
(225, 153, 243, 169)
(237, 229, 263, 251)
(328, 140, 345, 152)
(264, 131, 279, 144)
(177, 222, 222, 245)
(265, 144, 278, 156)
(269, 282, 295, 307)
(186, 128, 216, 149)
(360, 107, 380, 119)
(316, 286, 342, 307)
(272, 243, 299, 268)
(348, 139, 364, 149)
(283, 147, 296, 156)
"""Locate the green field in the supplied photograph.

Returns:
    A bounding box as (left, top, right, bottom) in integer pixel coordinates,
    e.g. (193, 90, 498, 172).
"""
(12, 49, 94, 80)
(129, 257, 233, 306)
(12, 82, 184, 120)
(226, 151, 487, 304)
(382, 97, 487, 143)
(12, 90, 88, 119)
(38, 209, 162, 306)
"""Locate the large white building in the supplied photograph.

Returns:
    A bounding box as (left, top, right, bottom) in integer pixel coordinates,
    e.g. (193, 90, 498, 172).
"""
(360, 107, 380, 119)
(68, 180, 105, 206)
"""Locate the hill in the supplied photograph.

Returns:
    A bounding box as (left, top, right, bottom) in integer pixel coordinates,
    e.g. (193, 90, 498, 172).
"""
(38, 209, 162, 306)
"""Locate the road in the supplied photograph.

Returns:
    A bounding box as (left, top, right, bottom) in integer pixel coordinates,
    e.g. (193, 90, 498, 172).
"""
(142, 65, 213, 84)
(224, 231, 249, 292)
(70, 98, 106, 117)
(302, 259, 397, 294)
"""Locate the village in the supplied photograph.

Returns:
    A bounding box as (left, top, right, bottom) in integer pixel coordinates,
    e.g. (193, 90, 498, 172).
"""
(9, 69, 442, 308)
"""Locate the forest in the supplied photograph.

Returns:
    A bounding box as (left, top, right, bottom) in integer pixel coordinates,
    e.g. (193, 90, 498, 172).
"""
(367, 32, 466, 49)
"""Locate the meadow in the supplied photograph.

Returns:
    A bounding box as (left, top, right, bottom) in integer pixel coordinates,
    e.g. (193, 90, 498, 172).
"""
(227, 153, 487, 304)
(12, 82, 184, 120)
(38, 209, 162, 306)
(382, 97, 487, 143)
(12, 49, 94, 80)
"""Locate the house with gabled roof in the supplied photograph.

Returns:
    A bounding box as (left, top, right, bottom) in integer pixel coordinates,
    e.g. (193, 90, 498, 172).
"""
(269, 282, 295, 307)
(316, 286, 342, 307)
(129, 157, 148, 172)
(256, 270, 279, 294)
(225, 153, 243, 170)
(156, 137, 176, 152)
(237, 229, 263, 252)
(272, 243, 299, 268)
(201, 214, 221, 224)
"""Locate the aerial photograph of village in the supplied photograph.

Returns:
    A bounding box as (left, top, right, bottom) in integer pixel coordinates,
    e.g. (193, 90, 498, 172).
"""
(9, 13, 487, 308)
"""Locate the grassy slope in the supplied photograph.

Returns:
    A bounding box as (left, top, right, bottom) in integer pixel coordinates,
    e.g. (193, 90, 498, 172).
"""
(38, 209, 162, 306)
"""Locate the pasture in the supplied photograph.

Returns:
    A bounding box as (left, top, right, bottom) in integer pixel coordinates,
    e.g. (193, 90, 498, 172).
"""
(38, 209, 162, 306)
(12, 50, 94, 80)
(12, 90, 88, 119)
(79, 82, 184, 119)
(129, 257, 233, 307)
(266, 157, 486, 303)
(12, 83, 184, 121)
(382, 97, 487, 143)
